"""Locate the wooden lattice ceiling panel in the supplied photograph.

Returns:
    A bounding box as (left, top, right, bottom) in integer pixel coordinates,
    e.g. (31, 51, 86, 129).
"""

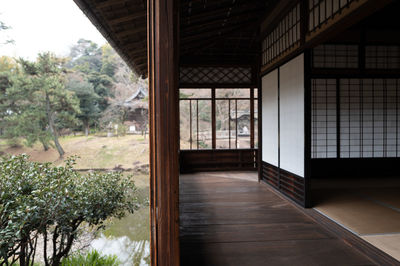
(180, 66, 253, 85)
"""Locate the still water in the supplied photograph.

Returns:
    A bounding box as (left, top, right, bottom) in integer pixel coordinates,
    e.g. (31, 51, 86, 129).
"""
(90, 187, 150, 266)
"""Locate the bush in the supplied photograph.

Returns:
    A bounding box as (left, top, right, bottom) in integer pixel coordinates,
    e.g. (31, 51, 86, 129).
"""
(0, 154, 139, 266)
(61, 250, 119, 266)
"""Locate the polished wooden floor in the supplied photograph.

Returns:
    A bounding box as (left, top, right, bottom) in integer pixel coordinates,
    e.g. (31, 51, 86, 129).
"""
(179, 172, 399, 266)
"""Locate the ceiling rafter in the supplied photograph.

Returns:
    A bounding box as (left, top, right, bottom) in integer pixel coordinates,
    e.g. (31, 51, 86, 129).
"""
(181, 8, 263, 33)
(108, 11, 146, 25)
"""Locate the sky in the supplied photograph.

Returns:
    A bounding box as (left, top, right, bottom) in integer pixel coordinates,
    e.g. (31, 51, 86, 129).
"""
(0, 0, 107, 60)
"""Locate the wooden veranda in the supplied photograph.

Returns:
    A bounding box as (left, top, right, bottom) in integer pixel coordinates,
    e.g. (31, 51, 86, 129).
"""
(73, 0, 400, 265)
(180, 172, 397, 265)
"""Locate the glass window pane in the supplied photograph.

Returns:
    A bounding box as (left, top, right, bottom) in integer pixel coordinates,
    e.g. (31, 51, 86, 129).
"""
(197, 100, 212, 149)
(216, 88, 250, 98)
(179, 100, 191, 150)
(180, 88, 211, 99)
(216, 100, 230, 149)
(237, 100, 251, 148)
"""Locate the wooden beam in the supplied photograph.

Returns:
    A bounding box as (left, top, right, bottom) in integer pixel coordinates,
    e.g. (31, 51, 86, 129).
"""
(109, 11, 146, 26)
(181, 10, 262, 35)
(115, 25, 146, 38)
(183, 2, 262, 26)
(95, 0, 129, 9)
(148, 0, 180, 265)
(181, 22, 256, 55)
(181, 20, 257, 43)
(260, 0, 293, 35)
(127, 47, 147, 56)
(124, 39, 147, 49)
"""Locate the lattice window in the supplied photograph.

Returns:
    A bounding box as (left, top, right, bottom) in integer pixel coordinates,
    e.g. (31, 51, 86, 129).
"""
(340, 79, 400, 158)
(312, 44, 358, 68)
(311, 79, 337, 158)
(261, 3, 300, 67)
(179, 88, 258, 150)
(179, 67, 252, 85)
(308, 0, 354, 32)
(365, 46, 400, 69)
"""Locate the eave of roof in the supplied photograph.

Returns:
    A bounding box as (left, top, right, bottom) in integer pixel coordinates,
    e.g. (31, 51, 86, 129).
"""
(73, 0, 148, 77)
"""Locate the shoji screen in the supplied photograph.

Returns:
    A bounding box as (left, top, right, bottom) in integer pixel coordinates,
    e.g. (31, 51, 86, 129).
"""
(262, 69, 279, 166)
(311, 79, 337, 158)
(340, 79, 400, 158)
(279, 54, 305, 177)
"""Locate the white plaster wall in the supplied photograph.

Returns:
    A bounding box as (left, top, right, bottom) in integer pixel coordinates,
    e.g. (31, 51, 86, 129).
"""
(279, 54, 305, 177)
(261, 69, 279, 167)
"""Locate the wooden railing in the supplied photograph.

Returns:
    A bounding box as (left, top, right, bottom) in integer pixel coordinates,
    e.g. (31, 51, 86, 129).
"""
(180, 148, 258, 173)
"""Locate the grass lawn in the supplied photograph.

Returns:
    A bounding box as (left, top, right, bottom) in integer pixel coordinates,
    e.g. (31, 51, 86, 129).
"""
(0, 134, 149, 169)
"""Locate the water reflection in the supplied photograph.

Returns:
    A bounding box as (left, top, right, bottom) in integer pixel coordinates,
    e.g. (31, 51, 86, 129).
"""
(91, 237, 149, 266)
(90, 187, 150, 266)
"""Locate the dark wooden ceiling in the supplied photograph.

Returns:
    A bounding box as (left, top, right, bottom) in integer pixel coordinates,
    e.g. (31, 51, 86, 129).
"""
(74, 0, 277, 77)
(180, 0, 277, 66)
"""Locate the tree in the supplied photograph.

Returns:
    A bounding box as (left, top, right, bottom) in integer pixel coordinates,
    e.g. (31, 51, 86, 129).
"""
(87, 73, 114, 112)
(66, 40, 115, 114)
(4, 53, 80, 157)
(0, 19, 14, 45)
(100, 44, 117, 78)
(67, 39, 102, 74)
(66, 74, 100, 136)
(0, 57, 18, 126)
(0, 155, 138, 266)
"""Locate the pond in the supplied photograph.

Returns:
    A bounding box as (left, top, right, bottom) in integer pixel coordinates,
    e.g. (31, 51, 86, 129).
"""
(90, 186, 150, 266)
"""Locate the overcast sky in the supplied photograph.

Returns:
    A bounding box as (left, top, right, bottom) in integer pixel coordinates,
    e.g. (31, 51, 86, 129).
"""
(0, 0, 107, 60)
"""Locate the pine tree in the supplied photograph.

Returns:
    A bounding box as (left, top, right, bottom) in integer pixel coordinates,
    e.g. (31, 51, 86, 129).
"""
(66, 73, 100, 136)
(3, 53, 80, 157)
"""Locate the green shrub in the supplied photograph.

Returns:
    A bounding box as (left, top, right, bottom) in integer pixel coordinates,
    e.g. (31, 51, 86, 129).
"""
(0, 154, 139, 266)
(61, 250, 120, 266)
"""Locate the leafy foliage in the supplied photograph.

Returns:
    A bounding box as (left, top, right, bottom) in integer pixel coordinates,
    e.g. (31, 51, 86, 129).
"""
(0, 39, 147, 153)
(0, 154, 138, 266)
(66, 74, 100, 136)
(0, 20, 14, 45)
(1, 53, 80, 156)
(61, 250, 120, 266)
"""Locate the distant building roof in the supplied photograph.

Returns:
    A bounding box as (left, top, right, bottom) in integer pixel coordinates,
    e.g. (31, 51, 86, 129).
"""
(125, 87, 148, 103)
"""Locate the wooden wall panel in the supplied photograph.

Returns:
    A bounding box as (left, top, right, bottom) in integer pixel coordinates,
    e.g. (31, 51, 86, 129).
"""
(261, 161, 306, 206)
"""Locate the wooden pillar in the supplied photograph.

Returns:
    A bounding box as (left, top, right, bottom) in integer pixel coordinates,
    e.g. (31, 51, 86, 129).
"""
(211, 88, 216, 149)
(250, 88, 255, 149)
(148, 0, 180, 265)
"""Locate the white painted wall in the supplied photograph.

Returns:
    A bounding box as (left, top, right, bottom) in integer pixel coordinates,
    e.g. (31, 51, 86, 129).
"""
(279, 54, 305, 177)
(261, 69, 279, 167)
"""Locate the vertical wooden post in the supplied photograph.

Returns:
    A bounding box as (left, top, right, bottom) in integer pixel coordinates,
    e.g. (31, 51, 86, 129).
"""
(250, 88, 255, 149)
(211, 88, 216, 149)
(148, 0, 180, 265)
(256, 64, 262, 182)
(304, 49, 312, 208)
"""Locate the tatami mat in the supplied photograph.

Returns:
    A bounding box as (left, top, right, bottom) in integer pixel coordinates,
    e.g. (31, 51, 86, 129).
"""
(361, 188, 400, 210)
(362, 234, 400, 262)
(313, 187, 400, 262)
(315, 191, 400, 235)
